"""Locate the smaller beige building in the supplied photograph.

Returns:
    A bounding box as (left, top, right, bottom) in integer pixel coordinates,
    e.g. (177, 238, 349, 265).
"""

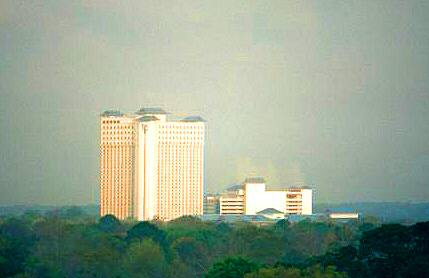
(219, 187, 245, 215)
(204, 194, 220, 214)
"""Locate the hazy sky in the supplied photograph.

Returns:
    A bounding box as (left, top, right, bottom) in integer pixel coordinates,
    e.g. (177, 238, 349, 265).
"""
(1, 1, 428, 205)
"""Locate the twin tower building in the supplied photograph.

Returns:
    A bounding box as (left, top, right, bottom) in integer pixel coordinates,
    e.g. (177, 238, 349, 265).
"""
(99, 108, 205, 221)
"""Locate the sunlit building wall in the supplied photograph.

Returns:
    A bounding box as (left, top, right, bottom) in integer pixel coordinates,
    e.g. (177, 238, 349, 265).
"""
(219, 187, 245, 215)
(99, 108, 205, 221)
(218, 178, 313, 216)
(244, 179, 287, 215)
(285, 188, 312, 215)
(99, 111, 139, 220)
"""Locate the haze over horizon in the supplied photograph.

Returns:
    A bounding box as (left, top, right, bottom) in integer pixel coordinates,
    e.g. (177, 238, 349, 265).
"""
(1, 1, 428, 205)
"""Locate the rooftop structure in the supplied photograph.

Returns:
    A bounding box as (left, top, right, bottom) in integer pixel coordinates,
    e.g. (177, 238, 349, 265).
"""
(244, 177, 265, 184)
(182, 116, 206, 122)
(136, 107, 168, 115)
(101, 110, 124, 117)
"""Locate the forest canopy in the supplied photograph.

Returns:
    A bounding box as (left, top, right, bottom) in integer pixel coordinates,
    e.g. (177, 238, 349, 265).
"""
(0, 208, 428, 278)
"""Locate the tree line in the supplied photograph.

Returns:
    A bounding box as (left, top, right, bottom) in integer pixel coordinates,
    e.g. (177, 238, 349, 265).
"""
(0, 207, 428, 278)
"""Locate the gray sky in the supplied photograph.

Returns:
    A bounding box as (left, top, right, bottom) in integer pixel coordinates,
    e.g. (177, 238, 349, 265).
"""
(1, 1, 428, 205)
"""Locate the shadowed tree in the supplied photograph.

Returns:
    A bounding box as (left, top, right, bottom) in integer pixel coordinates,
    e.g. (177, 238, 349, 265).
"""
(98, 214, 121, 233)
(359, 222, 429, 278)
(245, 266, 302, 278)
(173, 236, 209, 276)
(122, 239, 167, 278)
(0, 218, 34, 277)
(205, 257, 259, 278)
(126, 221, 172, 262)
(126, 221, 166, 244)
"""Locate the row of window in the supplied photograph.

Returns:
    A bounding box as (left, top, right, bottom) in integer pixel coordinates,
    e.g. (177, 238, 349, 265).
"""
(102, 125, 132, 129)
(102, 137, 133, 141)
(101, 142, 135, 145)
(158, 125, 203, 130)
(102, 131, 133, 134)
(101, 125, 203, 132)
(102, 120, 120, 124)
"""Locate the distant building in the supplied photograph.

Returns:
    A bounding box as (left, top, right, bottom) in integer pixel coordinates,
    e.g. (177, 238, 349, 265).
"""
(199, 214, 274, 225)
(204, 194, 220, 214)
(219, 178, 313, 217)
(285, 188, 313, 215)
(99, 108, 205, 221)
(219, 186, 245, 215)
(286, 213, 328, 223)
(329, 212, 359, 220)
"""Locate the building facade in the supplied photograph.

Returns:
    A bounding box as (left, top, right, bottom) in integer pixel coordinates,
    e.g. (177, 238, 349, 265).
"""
(204, 194, 220, 215)
(285, 188, 312, 215)
(99, 108, 205, 221)
(219, 189, 245, 215)
(219, 178, 313, 217)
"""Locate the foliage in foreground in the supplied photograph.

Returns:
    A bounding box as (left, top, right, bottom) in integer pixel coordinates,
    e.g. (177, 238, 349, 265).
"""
(0, 208, 427, 278)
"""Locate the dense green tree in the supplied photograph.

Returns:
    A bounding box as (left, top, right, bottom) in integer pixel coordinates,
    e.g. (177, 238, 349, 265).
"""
(164, 215, 225, 263)
(173, 236, 208, 276)
(281, 221, 339, 265)
(274, 219, 289, 233)
(26, 217, 124, 278)
(205, 257, 259, 278)
(98, 214, 121, 233)
(302, 265, 348, 278)
(121, 239, 167, 278)
(225, 224, 282, 263)
(62, 206, 87, 220)
(317, 246, 365, 278)
(359, 222, 429, 278)
(0, 218, 34, 277)
(126, 221, 167, 245)
(245, 265, 348, 278)
(1, 207, 426, 278)
(245, 266, 302, 278)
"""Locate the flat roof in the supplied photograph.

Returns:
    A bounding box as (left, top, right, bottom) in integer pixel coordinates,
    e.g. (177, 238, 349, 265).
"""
(136, 107, 168, 115)
(257, 208, 284, 215)
(138, 115, 160, 122)
(244, 177, 265, 184)
(101, 110, 124, 117)
(181, 116, 206, 122)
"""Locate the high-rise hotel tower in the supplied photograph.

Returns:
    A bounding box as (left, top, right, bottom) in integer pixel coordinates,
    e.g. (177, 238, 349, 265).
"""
(99, 108, 205, 221)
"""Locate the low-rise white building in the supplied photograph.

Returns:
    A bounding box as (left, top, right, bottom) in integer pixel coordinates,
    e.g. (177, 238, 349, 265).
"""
(219, 178, 313, 217)
(329, 212, 359, 220)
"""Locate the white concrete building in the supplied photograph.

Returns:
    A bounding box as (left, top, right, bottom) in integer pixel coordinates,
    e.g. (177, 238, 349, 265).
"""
(244, 178, 287, 215)
(285, 188, 313, 215)
(219, 178, 313, 217)
(329, 212, 359, 220)
(100, 108, 205, 221)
